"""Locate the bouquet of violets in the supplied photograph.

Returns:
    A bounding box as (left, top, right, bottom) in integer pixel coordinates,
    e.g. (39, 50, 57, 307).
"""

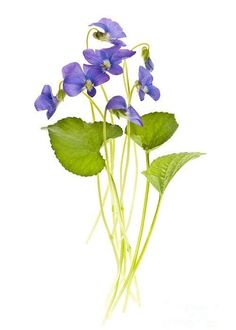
(35, 18, 203, 318)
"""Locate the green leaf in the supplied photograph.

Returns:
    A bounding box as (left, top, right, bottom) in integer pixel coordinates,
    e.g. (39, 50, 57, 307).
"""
(127, 112, 178, 151)
(143, 152, 204, 194)
(47, 117, 123, 177)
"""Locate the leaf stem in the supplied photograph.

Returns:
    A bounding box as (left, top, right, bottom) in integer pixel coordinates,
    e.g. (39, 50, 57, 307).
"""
(131, 42, 150, 51)
(105, 151, 150, 318)
(135, 194, 163, 269)
(86, 27, 99, 49)
(97, 175, 120, 268)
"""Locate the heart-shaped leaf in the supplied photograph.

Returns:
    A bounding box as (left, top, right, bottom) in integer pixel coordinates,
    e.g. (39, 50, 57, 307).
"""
(46, 117, 123, 176)
(127, 112, 178, 151)
(143, 152, 204, 194)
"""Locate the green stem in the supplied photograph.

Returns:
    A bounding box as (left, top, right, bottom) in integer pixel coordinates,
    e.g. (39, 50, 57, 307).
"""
(119, 136, 127, 194)
(105, 151, 150, 318)
(131, 42, 150, 51)
(86, 28, 99, 48)
(126, 142, 138, 231)
(103, 110, 130, 253)
(123, 60, 131, 95)
(120, 122, 131, 205)
(97, 175, 119, 268)
(83, 92, 104, 119)
(135, 194, 163, 269)
(86, 185, 109, 243)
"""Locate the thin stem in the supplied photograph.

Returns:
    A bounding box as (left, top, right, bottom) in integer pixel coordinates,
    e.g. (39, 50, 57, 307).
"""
(123, 61, 131, 96)
(103, 111, 127, 240)
(83, 92, 104, 119)
(100, 85, 109, 102)
(105, 151, 150, 318)
(126, 142, 138, 231)
(122, 62, 129, 98)
(120, 122, 131, 205)
(97, 175, 119, 268)
(86, 28, 99, 48)
(131, 42, 150, 51)
(135, 194, 163, 269)
(86, 185, 109, 243)
(119, 136, 127, 194)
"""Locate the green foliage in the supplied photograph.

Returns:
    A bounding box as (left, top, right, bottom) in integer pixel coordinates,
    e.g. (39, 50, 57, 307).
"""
(47, 117, 123, 176)
(143, 152, 204, 194)
(127, 112, 178, 151)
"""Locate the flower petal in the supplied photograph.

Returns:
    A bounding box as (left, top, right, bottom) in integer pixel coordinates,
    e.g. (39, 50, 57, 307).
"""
(109, 64, 123, 75)
(145, 57, 154, 72)
(148, 85, 160, 101)
(34, 94, 52, 112)
(41, 85, 53, 97)
(87, 86, 96, 97)
(63, 76, 84, 96)
(106, 95, 127, 111)
(127, 106, 143, 126)
(138, 66, 153, 87)
(47, 108, 57, 119)
(62, 62, 84, 79)
(90, 18, 126, 39)
(138, 89, 145, 101)
(110, 39, 126, 47)
(85, 66, 110, 85)
(83, 49, 102, 65)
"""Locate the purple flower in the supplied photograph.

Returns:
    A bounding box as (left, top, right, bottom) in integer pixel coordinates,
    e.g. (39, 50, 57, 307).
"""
(90, 18, 126, 46)
(138, 66, 160, 101)
(142, 47, 154, 72)
(83, 46, 136, 76)
(62, 62, 109, 97)
(34, 85, 58, 119)
(145, 57, 154, 71)
(106, 96, 143, 126)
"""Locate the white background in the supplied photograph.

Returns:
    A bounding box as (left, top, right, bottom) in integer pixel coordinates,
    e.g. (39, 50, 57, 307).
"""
(1, 0, 236, 329)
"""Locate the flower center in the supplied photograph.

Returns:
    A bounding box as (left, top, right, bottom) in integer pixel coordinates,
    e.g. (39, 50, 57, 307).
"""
(102, 59, 111, 71)
(85, 80, 93, 91)
(143, 86, 149, 93)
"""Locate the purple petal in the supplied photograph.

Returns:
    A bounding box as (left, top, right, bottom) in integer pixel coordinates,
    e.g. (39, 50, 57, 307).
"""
(145, 58, 154, 72)
(63, 76, 85, 97)
(110, 39, 126, 47)
(90, 18, 126, 39)
(47, 108, 56, 119)
(109, 64, 123, 75)
(41, 85, 53, 97)
(148, 85, 160, 101)
(34, 85, 58, 119)
(34, 94, 52, 112)
(85, 66, 110, 85)
(116, 49, 136, 60)
(106, 96, 127, 111)
(111, 49, 135, 64)
(62, 62, 84, 79)
(83, 49, 102, 65)
(138, 89, 145, 101)
(127, 106, 143, 126)
(138, 66, 153, 87)
(83, 64, 95, 74)
(87, 87, 96, 97)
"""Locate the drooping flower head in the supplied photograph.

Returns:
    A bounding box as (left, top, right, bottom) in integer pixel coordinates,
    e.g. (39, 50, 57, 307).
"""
(34, 85, 58, 119)
(137, 66, 160, 101)
(90, 18, 126, 46)
(142, 47, 154, 72)
(106, 96, 143, 126)
(62, 62, 109, 97)
(83, 46, 136, 76)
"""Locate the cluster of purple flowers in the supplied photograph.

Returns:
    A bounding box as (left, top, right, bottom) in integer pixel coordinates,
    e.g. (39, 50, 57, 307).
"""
(34, 18, 160, 125)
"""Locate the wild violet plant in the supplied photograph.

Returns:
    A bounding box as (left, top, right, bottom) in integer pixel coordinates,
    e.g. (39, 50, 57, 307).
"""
(35, 18, 204, 318)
